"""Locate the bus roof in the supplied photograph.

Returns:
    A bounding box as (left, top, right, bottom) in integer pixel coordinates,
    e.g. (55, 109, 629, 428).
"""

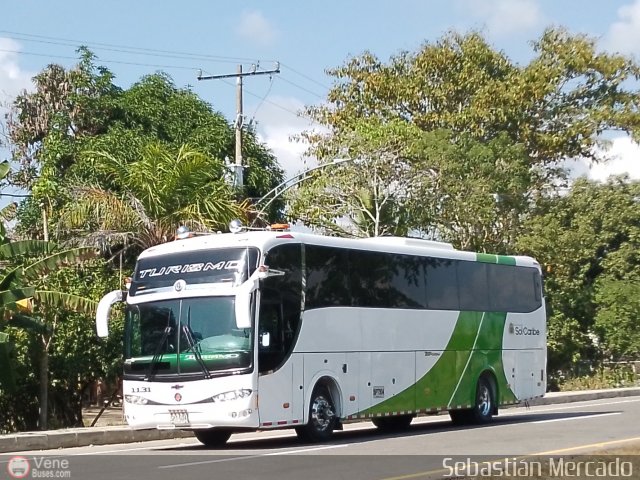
(138, 231, 540, 268)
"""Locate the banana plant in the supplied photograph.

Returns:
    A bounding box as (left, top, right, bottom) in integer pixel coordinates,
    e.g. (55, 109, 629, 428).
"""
(0, 161, 98, 429)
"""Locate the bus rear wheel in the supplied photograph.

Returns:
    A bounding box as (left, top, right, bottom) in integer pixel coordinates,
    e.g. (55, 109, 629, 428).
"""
(470, 376, 495, 423)
(372, 414, 414, 432)
(194, 428, 232, 447)
(295, 386, 336, 442)
(449, 376, 495, 425)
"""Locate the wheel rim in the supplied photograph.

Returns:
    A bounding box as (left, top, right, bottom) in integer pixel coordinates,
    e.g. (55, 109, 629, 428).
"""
(310, 394, 334, 431)
(477, 383, 491, 417)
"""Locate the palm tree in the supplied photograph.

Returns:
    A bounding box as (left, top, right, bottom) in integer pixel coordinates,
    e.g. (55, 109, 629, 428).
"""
(59, 142, 247, 252)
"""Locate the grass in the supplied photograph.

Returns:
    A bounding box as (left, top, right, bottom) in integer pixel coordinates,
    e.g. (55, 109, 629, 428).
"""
(554, 365, 639, 392)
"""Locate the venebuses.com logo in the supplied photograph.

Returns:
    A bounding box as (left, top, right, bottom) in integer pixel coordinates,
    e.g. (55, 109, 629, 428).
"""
(6, 456, 71, 478)
(7, 457, 30, 479)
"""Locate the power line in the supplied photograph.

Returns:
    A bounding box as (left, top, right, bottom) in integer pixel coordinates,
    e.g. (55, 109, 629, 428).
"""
(1, 31, 331, 100)
(278, 76, 325, 99)
(251, 75, 275, 120)
(0, 30, 268, 65)
(220, 77, 319, 124)
(0, 33, 325, 128)
(0, 48, 203, 71)
(280, 62, 331, 91)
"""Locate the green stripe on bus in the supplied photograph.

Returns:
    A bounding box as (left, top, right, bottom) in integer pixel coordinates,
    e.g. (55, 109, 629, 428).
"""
(476, 253, 516, 265)
(357, 310, 517, 417)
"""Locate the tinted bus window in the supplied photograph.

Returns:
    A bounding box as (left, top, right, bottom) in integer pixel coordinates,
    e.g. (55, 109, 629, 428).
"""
(488, 264, 541, 313)
(425, 258, 459, 310)
(350, 250, 426, 309)
(458, 261, 490, 311)
(305, 245, 350, 309)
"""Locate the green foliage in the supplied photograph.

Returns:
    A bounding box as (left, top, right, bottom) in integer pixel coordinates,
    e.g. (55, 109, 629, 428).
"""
(554, 364, 638, 391)
(0, 255, 114, 432)
(518, 178, 640, 371)
(60, 143, 245, 251)
(594, 279, 640, 361)
(0, 157, 106, 430)
(7, 47, 121, 190)
(292, 123, 533, 251)
(3, 49, 285, 431)
(289, 118, 421, 237)
(8, 55, 284, 244)
(302, 28, 640, 244)
(311, 28, 640, 168)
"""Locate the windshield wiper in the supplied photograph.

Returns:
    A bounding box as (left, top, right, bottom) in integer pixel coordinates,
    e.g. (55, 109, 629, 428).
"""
(144, 325, 173, 381)
(182, 325, 211, 379)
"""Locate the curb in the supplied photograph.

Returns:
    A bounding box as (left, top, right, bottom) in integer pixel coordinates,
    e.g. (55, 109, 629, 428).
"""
(528, 386, 640, 406)
(1, 387, 639, 454)
(0, 427, 194, 454)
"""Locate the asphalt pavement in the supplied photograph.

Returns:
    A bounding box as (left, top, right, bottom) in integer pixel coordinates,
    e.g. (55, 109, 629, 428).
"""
(1, 386, 638, 454)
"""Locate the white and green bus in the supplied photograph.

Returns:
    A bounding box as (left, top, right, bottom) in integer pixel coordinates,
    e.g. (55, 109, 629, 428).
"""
(96, 223, 546, 446)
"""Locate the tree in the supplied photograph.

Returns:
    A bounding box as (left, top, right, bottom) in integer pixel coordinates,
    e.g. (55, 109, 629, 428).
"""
(594, 279, 640, 361)
(309, 28, 640, 171)
(0, 160, 99, 430)
(59, 143, 245, 252)
(289, 119, 420, 237)
(6, 47, 120, 190)
(7, 53, 285, 242)
(517, 177, 640, 372)
(291, 121, 533, 252)
(299, 28, 640, 243)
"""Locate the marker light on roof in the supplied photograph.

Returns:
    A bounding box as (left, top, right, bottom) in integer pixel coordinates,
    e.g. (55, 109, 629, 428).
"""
(229, 219, 244, 234)
(268, 223, 289, 231)
(176, 225, 190, 239)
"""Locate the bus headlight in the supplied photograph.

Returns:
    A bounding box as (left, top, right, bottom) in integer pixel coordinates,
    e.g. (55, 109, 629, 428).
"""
(125, 394, 149, 405)
(211, 389, 252, 403)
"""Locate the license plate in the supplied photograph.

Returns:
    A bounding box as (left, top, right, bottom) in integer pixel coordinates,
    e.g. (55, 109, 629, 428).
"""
(169, 409, 189, 425)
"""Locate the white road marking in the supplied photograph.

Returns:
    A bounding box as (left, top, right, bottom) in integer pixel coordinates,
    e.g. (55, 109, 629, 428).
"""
(530, 412, 621, 424)
(157, 443, 349, 469)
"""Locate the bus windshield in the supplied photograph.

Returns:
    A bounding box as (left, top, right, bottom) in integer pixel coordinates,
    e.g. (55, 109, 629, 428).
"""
(123, 296, 253, 377)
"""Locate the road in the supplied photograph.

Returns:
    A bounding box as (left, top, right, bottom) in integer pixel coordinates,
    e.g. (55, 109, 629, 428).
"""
(2, 397, 639, 479)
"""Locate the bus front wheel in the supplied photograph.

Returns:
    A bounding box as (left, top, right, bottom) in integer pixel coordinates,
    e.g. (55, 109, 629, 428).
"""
(194, 428, 232, 447)
(296, 386, 336, 442)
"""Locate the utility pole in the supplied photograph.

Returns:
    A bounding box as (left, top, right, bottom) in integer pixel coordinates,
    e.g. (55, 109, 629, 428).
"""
(198, 62, 280, 190)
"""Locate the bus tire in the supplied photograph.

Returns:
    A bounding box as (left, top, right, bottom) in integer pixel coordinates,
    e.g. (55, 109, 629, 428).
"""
(295, 385, 336, 442)
(372, 414, 414, 432)
(194, 428, 232, 447)
(449, 375, 496, 425)
(470, 375, 495, 424)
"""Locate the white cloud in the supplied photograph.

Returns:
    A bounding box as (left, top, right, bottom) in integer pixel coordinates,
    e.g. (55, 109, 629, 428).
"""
(604, 0, 640, 56)
(250, 95, 322, 179)
(0, 38, 33, 107)
(459, 0, 543, 36)
(0, 38, 34, 208)
(236, 10, 278, 47)
(588, 136, 640, 181)
(567, 135, 640, 182)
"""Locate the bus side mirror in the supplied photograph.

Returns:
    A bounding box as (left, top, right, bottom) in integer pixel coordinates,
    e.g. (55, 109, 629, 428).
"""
(235, 277, 258, 329)
(96, 290, 123, 337)
(235, 292, 252, 329)
(260, 331, 270, 348)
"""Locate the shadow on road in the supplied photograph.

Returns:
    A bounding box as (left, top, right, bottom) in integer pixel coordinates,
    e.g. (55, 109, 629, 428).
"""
(157, 410, 620, 452)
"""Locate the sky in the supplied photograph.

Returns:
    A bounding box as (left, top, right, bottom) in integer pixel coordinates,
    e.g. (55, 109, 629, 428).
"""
(1, 0, 640, 194)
